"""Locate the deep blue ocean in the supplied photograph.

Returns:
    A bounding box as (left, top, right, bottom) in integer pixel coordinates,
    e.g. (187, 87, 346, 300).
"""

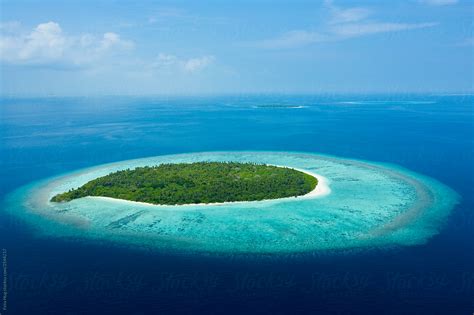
(0, 94, 473, 314)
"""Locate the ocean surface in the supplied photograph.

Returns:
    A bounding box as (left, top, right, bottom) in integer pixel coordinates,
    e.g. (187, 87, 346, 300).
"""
(0, 94, 473, 314)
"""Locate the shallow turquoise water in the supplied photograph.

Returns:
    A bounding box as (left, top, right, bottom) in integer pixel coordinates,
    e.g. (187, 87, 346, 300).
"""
(5, 151, 459, 254)
(1, 95, 472, 314)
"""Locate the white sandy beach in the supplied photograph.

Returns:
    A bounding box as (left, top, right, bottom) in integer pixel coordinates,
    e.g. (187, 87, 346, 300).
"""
(88, 166, 331, 208)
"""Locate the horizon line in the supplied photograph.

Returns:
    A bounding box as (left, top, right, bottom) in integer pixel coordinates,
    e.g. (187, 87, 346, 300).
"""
(1, 91, 473, 98)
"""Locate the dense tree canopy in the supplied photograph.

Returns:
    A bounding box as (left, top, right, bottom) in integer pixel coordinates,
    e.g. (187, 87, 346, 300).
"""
(51, 162, 318, 205)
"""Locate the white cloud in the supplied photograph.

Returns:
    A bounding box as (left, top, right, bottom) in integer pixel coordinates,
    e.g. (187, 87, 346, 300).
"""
(17, 22, 66, 61)
(182, 56, 214, 72)
(255, 30, 329, 49)
(331, 22, 437, 37)
(419, 0, 458, 6)
(252, 1, 437, 49)
(152, 53, 215, 73)
(0, 21, 134, 67)
(330, 7, 372, 24)
(325, 0, 372, 24)
(153, 53, 179, 66)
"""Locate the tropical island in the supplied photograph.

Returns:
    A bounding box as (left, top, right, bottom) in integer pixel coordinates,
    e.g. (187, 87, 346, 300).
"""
(50, 162, 318, 205)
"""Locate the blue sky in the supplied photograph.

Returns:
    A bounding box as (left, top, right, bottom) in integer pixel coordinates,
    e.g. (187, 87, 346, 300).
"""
(0, 0, 472, 95)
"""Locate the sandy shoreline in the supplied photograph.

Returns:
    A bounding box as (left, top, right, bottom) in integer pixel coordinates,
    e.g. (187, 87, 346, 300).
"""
(88, 166, 331, 208)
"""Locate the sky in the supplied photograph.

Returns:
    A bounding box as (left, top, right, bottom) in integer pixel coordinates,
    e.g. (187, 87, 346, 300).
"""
(0, 0, 473, 96)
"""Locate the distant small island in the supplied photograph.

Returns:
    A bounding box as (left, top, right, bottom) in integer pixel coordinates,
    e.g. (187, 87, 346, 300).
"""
(51, 162, 318, 205)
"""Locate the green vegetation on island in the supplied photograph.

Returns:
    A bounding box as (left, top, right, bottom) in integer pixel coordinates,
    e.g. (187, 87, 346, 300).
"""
(50, 162, 318, 205)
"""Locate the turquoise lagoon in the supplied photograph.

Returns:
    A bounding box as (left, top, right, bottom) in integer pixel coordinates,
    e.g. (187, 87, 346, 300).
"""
(5, 151, 459, 254)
